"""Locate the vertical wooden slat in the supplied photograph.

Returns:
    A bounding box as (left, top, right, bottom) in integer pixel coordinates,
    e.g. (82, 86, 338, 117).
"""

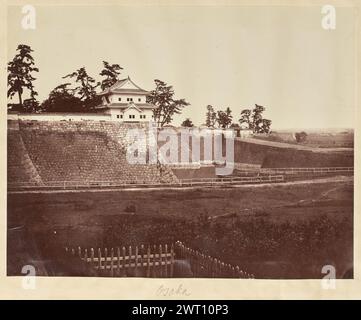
(146, 246, 151, 277)
(208, 256, 213, 277)
(128, 246, 132, 276)
(152, 245, 157, 277)
(195, 251, 199, 277)
(214, 258, 218, 277)
(90, 248, 94, 268)
(122, 246, 126, 276)
(159, 245, 163, 278)
(84, 248, 88, 262)
(236, 266, 240, 278)
(98, 248, 102, 275)
(164, 244, 168, 277)
(117, 247, 120, 276)
(230, 264, 234, 278)
(110, 248, 114, 277)
(191, 249, 194, 275)
(140, 244, 144, 275)
(170, 244, 174, 277)
(135, 246, 139, 276)
(213, 258, 217, 277)
(200, 254, 205, 277)
(187, 248, 191, 272)
(104, 248, 108, 275)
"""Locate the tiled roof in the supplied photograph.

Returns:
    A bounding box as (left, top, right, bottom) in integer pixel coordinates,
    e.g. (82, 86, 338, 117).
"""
(98, 76, 149, 95)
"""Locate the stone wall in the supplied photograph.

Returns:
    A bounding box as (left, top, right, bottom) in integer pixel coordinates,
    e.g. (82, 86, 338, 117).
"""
(7, 122, 43, 186)
(8, 120, 178, 185)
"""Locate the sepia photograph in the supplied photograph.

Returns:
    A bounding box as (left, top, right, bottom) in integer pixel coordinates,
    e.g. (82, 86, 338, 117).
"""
(3, 0, 359, 299)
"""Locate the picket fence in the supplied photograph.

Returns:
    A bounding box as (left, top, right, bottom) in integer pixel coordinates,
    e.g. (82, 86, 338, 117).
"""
(65, 241, 253, 278)
(175, 241, 254, 278)
(65, 244, 175, 277)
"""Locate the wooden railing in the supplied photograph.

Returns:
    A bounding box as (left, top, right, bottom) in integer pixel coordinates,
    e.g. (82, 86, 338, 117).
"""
(175, 241, 254, 279)
(8, 175, 284, 190)
(65, 242, 253, 278)
(8, 167, 353, 190)
(260, 167, 353, 174)
(66, 245, 175, 277)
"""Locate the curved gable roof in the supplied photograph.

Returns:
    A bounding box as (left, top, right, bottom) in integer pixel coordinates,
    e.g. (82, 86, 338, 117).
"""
(98, 76, 149, 95)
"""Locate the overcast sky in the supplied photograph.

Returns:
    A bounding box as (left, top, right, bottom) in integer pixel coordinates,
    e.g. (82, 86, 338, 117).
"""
(7, 4, 356, 129)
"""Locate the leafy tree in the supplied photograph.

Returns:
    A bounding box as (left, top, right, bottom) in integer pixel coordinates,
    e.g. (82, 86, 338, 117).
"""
(239, 109, 253, 131)
(147, 79, 189, 127)
(239, 104, 272, 133)
(295, 131, 308, 143)
(260, 119, 272, 134)
(205, 105, 217, 128)
(230, 123, 241, 137)
(23, 98, 40, 113)
(181, 118, 194, 127)
(216, 107, 233, 129)
(7, 44, 39, 111)
(40, 83, 84, 112)
(99, 61, 123, 91)
(63, 67, 100, 110)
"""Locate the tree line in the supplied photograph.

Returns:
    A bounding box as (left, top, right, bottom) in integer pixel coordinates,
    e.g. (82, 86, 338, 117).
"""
(8, 44, 271, 132)
(181, 104, 271, 133)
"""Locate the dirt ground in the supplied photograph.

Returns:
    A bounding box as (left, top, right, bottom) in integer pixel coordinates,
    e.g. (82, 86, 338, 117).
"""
(7, 177, 353, 279)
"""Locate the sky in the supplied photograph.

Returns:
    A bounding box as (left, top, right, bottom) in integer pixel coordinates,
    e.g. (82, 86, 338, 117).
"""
(7, 4, 356, 129)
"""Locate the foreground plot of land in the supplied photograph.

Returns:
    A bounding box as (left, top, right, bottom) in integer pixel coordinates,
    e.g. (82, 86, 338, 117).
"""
(8, 176, 353, 279)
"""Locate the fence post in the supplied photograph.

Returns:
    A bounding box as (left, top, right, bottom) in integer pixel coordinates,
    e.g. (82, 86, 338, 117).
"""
(104, 248, 108, 275)
(110, 248, 114, 277)
(194, 251, 199, 277)
(231, 265, 235, 278)
(164, 244, 168, 277)
(170, 244, 174, 277)
(98, 248, 102, 275)
(199, 254, 204, 277)
(147, 246, 151, 277)
(139, 245, 143, 274)
(122, 246, 126, 276)
(219, 261, 224, 277)
(236, 266, 240, 278)
(135, 246, 139, 276)
(212, 258, 217, 277)
(159, 245, 163, 277)
(90, 248, 94, 268)
(128, 246, 132, 275)
(84, 248, 88, 262)
(153, 245, 157, 277)
(117, 247, 120, 276)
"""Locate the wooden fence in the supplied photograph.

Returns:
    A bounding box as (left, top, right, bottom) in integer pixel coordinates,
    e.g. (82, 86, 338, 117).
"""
(260, 167, 353, 174)
(65, 242, 254, 278)
(8, 175, 285, 190)
(9, 166, 353, 191)
(65, 244, 175, 277)
(175, 241, 254, 279)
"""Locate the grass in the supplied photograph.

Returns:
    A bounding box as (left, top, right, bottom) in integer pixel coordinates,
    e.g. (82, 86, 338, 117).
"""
(8, 179, 353, 278)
